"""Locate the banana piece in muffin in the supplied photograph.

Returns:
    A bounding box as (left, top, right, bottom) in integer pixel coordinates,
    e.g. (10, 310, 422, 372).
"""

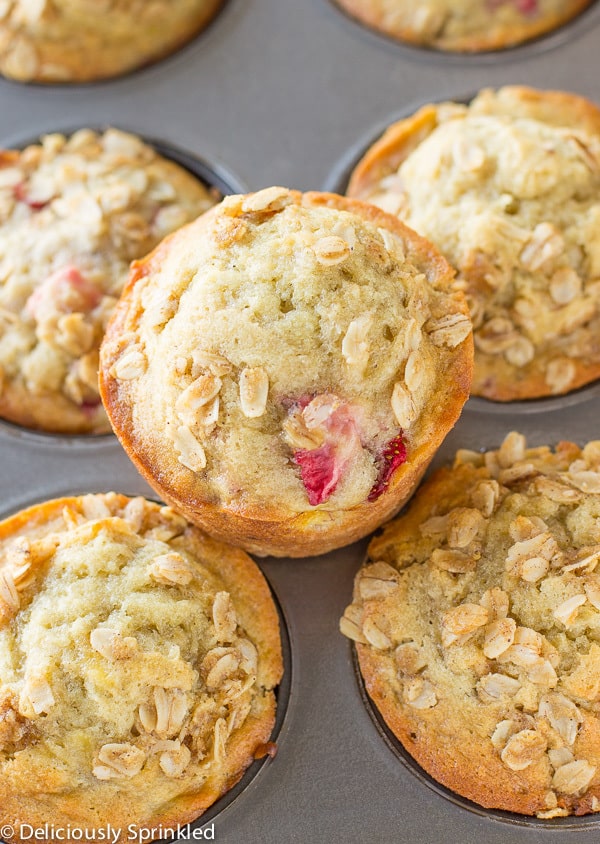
(342, 432, 600, 816)
(0, 128, 216, 433)
(0, 0, 224, 83)
(0, 493, 282, 838)
(100, 188, 473, 558)
(348, 87, 600, 400)
(333, 0, 593, 52)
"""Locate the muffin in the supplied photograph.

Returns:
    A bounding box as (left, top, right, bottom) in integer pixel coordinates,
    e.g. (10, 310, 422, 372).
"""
(348, 86, 600, 401)
(0, 128, 216, 434)
(99, 188, 473, 558)
(0, 0, 224, 83)
(342, 432, 600, 816)
(0, 492, 283, 838)
(333, 0, 594, 52)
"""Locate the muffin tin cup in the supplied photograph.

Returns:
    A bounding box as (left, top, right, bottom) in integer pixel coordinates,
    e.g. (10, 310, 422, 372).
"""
(351, 644, 600, 831)
(324, 89, 600, 422)
(0, 486, 292, 836)
(2, 0, 600, 840)
(328, 0, 600, 65)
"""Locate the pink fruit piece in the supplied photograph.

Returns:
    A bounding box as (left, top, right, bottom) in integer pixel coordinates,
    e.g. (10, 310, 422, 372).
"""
(290, 393, 362, 506)
(294, 443, 340, 506)
(80, 398, 102, 417)
(487, 0, 537, 12)
(14, 182, 51, 210)
(368, 434, 407, 502)
(516, 0, 538, 14)
(25, 266, 102, 322)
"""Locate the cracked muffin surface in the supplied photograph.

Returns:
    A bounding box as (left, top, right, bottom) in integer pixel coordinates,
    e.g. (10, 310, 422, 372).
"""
(333, 0, 593, 52)
(0, 128, 216, 434)
(0, 0, 224, 83)
(0, 493, 282, 838)
(342, 432, 600, 816)
(100, 188, 473, 557)
(348, 87, 600, 400)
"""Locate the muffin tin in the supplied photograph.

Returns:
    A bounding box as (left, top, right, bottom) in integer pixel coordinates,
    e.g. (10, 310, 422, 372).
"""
(1, 0, 600, 840)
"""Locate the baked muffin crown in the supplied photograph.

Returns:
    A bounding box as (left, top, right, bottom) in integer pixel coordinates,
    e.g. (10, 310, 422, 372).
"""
(0, 493, 282, 835)
(100, 188, 473, 557)
(0, 0, 224, 83)
(0, 128, 215, 434)
(348, 87, 600, 400)
(333, 0, 594, 53)
(343, 432, 600, 817)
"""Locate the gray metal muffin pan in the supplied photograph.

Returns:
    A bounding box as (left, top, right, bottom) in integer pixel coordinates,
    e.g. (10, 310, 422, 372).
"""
(2, 0, 600, 840)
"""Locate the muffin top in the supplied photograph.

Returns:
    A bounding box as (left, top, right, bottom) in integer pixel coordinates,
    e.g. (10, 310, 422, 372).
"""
(342, 432, 600, 816)
(0, 493, 282, 834)
(334, 0, 593, 52)
(0, 0, 224, 83)
(348, 87, 600, 400)
(100, 189, 472, 552)
(0, 129, 215, 434)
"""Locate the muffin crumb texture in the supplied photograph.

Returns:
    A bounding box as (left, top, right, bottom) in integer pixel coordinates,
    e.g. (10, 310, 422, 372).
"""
(343, 433, 600, 816)
(100, 188, 472, 556)
(0, 493, 282, 834)
(349, 86, 600, 400)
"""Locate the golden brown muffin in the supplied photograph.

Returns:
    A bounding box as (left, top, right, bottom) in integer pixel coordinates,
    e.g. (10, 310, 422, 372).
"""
(0, 492, 282, 839)
(0, 128, 216, 434)
(342, 432, 600, 817)
(348, 86, 600, 401)
(0, 0, 224, 83)
(333, 0, 593, 52)
(99, 188, 473, 558)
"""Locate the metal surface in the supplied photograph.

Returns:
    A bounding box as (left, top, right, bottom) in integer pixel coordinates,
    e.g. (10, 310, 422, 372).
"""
(1, 0, 600, 841)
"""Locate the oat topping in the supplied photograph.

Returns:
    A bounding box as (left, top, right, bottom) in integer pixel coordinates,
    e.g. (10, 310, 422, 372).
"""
(239, 367, 269, 418)
(0, 493, 281, 830)
(343, 432, 600, 815)
(149, 552, 194, 586)
(313, 235, 352, 266)
(0, 129, 215, 433)
(349, 86, 600, 399)
(101, 189, 471, 556)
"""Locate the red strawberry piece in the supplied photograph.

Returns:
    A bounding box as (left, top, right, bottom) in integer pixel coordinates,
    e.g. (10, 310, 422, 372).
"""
(487, 0, 538, 12)
(368, 434, 407, 502)
(290, 394, 363, 505)
(25, 266, 102, 322)
(516, 0, 537, 13)
(14, 182, 51, 210)
(294, 443, 341, 506)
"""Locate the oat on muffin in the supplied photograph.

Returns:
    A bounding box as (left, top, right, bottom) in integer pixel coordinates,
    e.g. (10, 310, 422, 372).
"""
(0, 492, 282, 838)
(0, 0, 224, 83)
(0, 128, 216, 434)
(100, 188, 473, 558)
(348, 86, 600, 401)
(341, 432, 600, 816)
(333, 0, 593, 52)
